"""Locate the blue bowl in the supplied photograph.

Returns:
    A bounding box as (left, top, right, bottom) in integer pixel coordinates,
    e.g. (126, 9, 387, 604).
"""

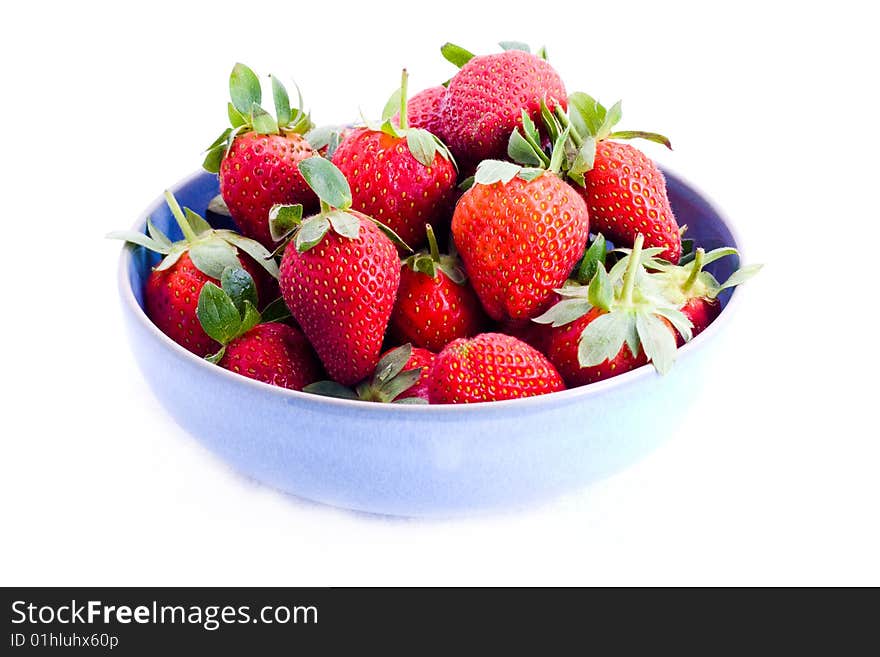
(118, 170, 743, 517)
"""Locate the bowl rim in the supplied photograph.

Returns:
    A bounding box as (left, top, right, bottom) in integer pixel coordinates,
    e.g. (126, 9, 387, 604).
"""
(117, 167, 746, 414)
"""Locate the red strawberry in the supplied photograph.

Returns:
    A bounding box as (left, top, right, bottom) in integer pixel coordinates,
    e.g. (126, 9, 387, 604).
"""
(533, 234, 692, 386)
(545, 93, 682, 262)
(451, 160, 590, 321)
(274, 157, 402, 386)
(428, 333, 565, 404)
(389, 225, 488, 351)
(304, 344, 434, 404)
(109, 192, 279, 357)
(644, 245, 762, 343)
(195, 267, 322, 390)
(438, 48, 567, 165)
(220, 323, 322, 390)
(583, 140, 681, 262)
(204, 63, 319, 248)
(393, 85, 446, 135)
(333, 70, 457, 249)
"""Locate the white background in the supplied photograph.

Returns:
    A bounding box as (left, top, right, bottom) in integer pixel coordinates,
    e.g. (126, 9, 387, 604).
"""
(2, 1, 877, 585)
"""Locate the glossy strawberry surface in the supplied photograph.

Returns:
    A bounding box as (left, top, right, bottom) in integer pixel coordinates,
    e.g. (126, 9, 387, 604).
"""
(278, 214, 400, 386)
(452, 173, 590, 321)
(579, 141, 681, 262)
(428, 333, 565, 404)
(220, 132, 318, 248)
(439, 50, 567, 164)
(220, 323, 322, 390)
(332, 128, 456, 249)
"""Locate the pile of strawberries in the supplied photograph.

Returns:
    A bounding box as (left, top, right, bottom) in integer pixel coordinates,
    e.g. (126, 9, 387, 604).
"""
(112, 42, 759, 405)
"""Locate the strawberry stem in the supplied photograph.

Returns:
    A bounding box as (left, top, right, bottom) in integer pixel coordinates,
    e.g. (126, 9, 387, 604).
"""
(426, 224, 440, 263)
(621, 234, 644, 306)
(682, 247, 705, 293)
(555, 105, 584, 148)
(164, 191, 198, 243)
(399, 69, 409, 130)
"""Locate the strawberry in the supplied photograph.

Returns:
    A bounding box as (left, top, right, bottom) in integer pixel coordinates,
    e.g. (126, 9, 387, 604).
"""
(533, 234, 693, 386)
(393, 85, 446, 135)
(203, 63, 318, 248)
(195, 266, 322, 390)
(428, 333, 565, 404)
(437, 43, 567, 165)
(332, 70, 457, 249)
(109, 192, 279, 356)
(643, 245, 762, 342)
(541, 93, 682, 262)
(304, 344, 434, 404)
(273, 157, 402, 386)
(389, 225, 488, 352)
(451, 151, 590, 321)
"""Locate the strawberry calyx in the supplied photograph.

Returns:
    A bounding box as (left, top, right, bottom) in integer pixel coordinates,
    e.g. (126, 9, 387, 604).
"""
(533, 234, 693, 374)
(268, 157, 411, 254)
(203, 63, 314, 173)
(363, 69, 456, 169)
(107, 191, 279, 279)
(303, 344, 428, 404)
(641, 246, 763, 306)
(402, 224, 466, 284)
(539, 93, 671, 187)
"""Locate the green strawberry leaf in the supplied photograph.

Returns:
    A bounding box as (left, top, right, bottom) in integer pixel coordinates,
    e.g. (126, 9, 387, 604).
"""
(297, 157, 352, 210)
(146, 217, 172, 248)
(374, 344, 413, 385)
(654, 306, 694, 344)
(269, 203, 304, 242)
(260, 297, 292, 323)
(701, 247, 739, 267)
(576, 233, 606, 284)
(271, 75, 291, 126)
(154, 244, 187, 271)
(438, 258, 466, 285)
(380, 367, 424, 402)
(303, 381, 359, 400)
(517, 168, 544, 181)
(508, 128, 543, 166)
(577, 311, 634, 367)
(568, 92, 606, 138)
(382, 87, 403, 122)
(532, 298, 592, 327)
(205, 346, 227, 365)
(327, 210, 361, 240)
(184, 208, 214, 236)
(197, 282, 242, 345)
(202, 146, 225, 174)
(106, 230, 170, 254)
(250, 103, 277, 134)
(597, 100, 623, 140)
(536, 45, 548, 60)
(587, 265, 613, 312)
(716, 264, 763, 294)
(458, 175, 475, 191)
(220, 266, 258, 315)
(540, 98, 560, 144)
(371, 218, 413, 253)
(406, 129, 439, 167)
(189, 239, 242, 279)
(440, 42, 475, 68)
(206, 127, 232, 151)
(238, 300, 261, 336)
(220, 232, 280, 278)
(608, 130, 672, 150)
(207, 194, 231, 217)
(474, 160, 522, 185)
(499, 41, 530, 52)
(228, 103, 247, 128)
(410, 253, 438, 278)
(548, 125, 571, 173)
(635, 311, 677, 374)
(295, 215, 331, 252)
(229, 63, 262, 116)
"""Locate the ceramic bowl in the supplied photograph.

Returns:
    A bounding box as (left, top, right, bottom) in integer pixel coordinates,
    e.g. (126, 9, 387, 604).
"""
(118, 170, 743, 517)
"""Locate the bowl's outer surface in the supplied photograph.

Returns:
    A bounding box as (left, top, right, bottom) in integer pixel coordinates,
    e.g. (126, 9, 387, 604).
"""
(119, 170, 742, 517)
